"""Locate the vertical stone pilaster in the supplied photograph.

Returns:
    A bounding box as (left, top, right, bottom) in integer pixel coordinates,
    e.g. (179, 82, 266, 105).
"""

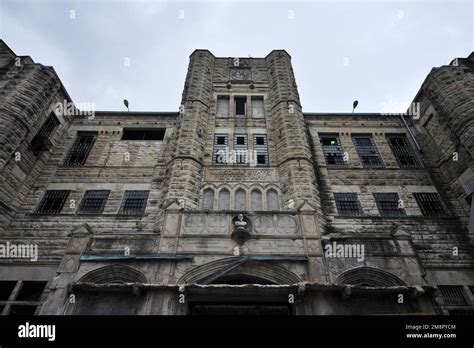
(40, 224, 92, 315)
(163, 50, 215, 209)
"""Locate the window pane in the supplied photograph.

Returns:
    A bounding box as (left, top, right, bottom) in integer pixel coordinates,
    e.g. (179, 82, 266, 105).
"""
(216, 96, 229, 118)
(251, 97, 264, 118)
(235, 97, 246, 117)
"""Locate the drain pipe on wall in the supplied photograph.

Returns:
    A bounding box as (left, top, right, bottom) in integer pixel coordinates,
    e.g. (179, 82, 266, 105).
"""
(398, 113, 422, 152)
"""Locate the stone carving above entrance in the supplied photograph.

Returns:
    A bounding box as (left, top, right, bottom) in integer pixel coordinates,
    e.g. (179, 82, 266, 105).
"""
(181, 212, 300, 236)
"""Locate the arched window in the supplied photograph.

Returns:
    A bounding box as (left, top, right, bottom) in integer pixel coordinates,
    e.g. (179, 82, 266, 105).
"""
(218, 189, 230, 210)
(202, 188, 214, 210)
(234, 189, 246, 211)
(251, 189, 263, 211)
(266, 189, 279, 211)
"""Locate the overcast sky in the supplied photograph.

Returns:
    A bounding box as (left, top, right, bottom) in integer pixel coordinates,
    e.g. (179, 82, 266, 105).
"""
(0, 0, 472, 113)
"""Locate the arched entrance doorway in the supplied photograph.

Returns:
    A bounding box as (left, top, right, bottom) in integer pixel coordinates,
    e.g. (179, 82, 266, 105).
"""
(178, 257, 302, 315)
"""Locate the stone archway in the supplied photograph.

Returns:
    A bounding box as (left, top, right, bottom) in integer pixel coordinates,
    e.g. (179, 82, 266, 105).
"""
(177, 257, 303, 285)
(335, 266, 406, 287)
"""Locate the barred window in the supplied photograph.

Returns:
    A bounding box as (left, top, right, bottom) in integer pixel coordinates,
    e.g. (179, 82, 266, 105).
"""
(438, 286, 468, 306)
(77, 190, 110, 215)
(0, 281, 47, 315)
(320, 134, 346, 165)
(31, 113, 60, 155)
(35, 190, 69, 214)
(64, 132, 97, 166)
(386, 134, 422, 168)
(253, 135, 268, 165)
(373, 193, 406, 217)
(334, 193, 363, 216)
(352, 135, 384, 168)
(118, 191, 149, 216)
(234, 134, 248, 164)
(37, 113, 60, 138)
(213, 134, 228, 165)
(414, 192, 449, 217)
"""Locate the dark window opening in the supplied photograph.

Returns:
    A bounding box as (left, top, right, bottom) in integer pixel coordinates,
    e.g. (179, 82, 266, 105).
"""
(31, 113, 60, 155)
(10, 305, 37, 315)
(0, 281, 17, 300)
(235, 97, 246, 117)
(373, 193, 406, 217)
(34, 190, 69, 215)
(386, 134, 422, 168)
(122, 129, 165, 140)
(64, 132, 97, 166)
(118, 191, 149, 216)
(236, 137, 245, 145)
(320, 134, 346, 166)
(257, 155, 266, 164)
(414, 193, 449, 217)
(353, 135, 384, 168)
(255, 137, 265, 146)
(16, 281, 47, 302)
(37, 113, 60, 138)
(217, 136, 226, 145)
(334, 193, 363, 216)
(77, 190, 110, 215)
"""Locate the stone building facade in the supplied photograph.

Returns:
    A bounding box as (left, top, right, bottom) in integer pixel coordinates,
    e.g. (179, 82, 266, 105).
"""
(0, 39, 473, 315)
